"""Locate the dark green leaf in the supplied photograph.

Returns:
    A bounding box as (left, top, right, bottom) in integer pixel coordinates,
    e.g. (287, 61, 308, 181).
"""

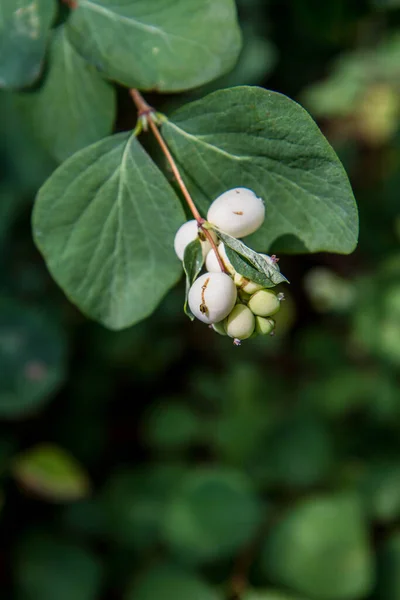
(375, 533, 400, 599)
(0, 0, 56, 89)
(162, 86, 358, 255)
(183, 238, 203, 319)
(33, 133, 186, 330)
(163, 467, 263, 562)
(101, 466, 186, 550)
(217, 231, 288, 287)
(16, 26, 116, 162)
(66, 0, 242, 91)
(0, 299, 66, 418)
(12, 444, 90, 502)
(15, 532, 102, 600)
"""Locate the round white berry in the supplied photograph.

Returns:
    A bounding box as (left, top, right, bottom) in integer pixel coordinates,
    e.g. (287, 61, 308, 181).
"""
(188, 272, 237, 324)
(205, 243, 235, 275)
(174, 220, 217, 261)
(207, 188, 265, 238)
(248, 289, 281, 317)
(225, 304, 255, 340)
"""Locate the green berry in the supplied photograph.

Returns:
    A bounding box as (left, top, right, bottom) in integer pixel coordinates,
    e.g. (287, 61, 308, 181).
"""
(255, 316, 275, 335)
(225, 304, 255, 340)
(248, 289, 281, 317)
(212, 321, 227, 336)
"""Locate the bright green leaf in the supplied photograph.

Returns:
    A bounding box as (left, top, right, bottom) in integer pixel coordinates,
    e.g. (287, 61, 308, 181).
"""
(0, 299, 66, 418)
(261, 494, 374, 599)
(163, 467, 263, 562)
(125, 563, 221, 600)
(33, 133, 185, 330)
(16, 26, 116, 162)
(15, 532, 102, 600)
(162, 86, 358, 255)
(66, 0, 242, 91)
(12, 444, 90, 502)
(0, 0, 56, 89)
(183, 238, 203, 320)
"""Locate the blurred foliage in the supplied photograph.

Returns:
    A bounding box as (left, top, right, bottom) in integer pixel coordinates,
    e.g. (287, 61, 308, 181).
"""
(0, 0, 400, 599)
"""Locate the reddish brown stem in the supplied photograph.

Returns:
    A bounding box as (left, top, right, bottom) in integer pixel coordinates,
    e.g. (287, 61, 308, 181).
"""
(61, 0, 77, 8)
(129, 88, 227, 273)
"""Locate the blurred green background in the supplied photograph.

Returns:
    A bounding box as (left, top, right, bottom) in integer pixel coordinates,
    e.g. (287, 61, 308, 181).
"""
(1, 0, 400, 598)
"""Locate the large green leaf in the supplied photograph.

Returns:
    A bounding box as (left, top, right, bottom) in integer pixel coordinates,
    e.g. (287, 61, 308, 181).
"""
(16, 26, 116, 162)
(162, 86, 358, 254)
(33, 133, 185, 330)
(0, 298, 66, 418)
(0, 0, 56, 89)
(65, 0, 242, 91)
(261, 494, 374, 599)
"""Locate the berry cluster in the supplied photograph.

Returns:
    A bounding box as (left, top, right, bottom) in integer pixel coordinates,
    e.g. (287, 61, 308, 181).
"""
(174, 188, 285, 345)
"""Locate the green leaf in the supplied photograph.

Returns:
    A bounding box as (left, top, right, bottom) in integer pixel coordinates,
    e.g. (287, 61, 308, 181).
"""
(0, 0, 56, 89)
(358, 462, 400, 523)
(65, 0, 242, 91)
(144, 401, 203, 451)
(0, 299, 66, 418)
(125, 563, 221, 600)
(216, 230, 288, 287)
(15, 532, 102, 600)
(12, 444, 90, 502)
(33, 133, 185, 330)
(100, 465, 186, 550)
(16, 26, 116, 162)
(163, 467, 263, 562)
(162, 86, 358, 255)
(261, 494, 374, 599)
(183, 238, 203, 320)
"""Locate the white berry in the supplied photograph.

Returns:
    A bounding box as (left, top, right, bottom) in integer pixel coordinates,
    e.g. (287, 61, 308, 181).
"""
(174, 220, 216, 261)
(205, 243, 235, 275)
(188, 272, 237, 324)
(207, 188, 265, 238)
(225, 304, 255, 340)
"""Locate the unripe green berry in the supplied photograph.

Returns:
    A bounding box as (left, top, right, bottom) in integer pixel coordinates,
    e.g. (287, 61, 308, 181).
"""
(234, 272, 263, 295)
(188, 272, 237, 324)
(255, 316, 275, 335)
(225, 304, 255, 340)
(248, 289, 281, 317)
(212, 321, 227, 336)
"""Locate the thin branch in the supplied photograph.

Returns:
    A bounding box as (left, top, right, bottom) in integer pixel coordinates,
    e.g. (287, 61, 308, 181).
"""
(129, 88, 227, 273)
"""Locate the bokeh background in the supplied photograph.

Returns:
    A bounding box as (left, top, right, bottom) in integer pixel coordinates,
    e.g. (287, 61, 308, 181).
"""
(1, 0, 400, 598)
